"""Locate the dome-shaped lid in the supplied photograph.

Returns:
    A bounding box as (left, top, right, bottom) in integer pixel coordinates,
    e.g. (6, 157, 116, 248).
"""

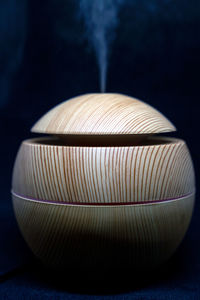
(31, 93, 176, 135)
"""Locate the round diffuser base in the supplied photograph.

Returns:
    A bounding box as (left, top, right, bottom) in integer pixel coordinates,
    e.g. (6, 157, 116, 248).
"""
(12, 192, 194, 270)
(12, 93, 196, 270)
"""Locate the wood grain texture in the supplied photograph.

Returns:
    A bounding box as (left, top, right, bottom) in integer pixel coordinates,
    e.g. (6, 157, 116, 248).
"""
(12, 137, 195, 204)
(31, 94, 176, 135)
(12, 193, 194, 269)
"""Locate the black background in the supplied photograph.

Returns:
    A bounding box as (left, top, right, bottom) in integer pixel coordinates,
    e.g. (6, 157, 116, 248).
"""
(0, 0, 200, 298)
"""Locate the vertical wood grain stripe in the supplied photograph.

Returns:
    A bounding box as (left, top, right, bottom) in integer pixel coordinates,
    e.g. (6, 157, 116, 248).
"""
(12, 193, 194, 268)
(12, 138, 195, 204)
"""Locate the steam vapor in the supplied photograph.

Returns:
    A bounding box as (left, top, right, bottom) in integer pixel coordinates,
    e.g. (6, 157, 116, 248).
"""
(78, 0, 123, 92)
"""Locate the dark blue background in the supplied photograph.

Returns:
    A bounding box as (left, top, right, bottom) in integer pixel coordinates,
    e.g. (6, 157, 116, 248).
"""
(0, 0, 200, 298)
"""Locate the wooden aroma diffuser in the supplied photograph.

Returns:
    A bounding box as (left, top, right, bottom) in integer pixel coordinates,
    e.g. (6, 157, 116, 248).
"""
(12, 93, 195, 269)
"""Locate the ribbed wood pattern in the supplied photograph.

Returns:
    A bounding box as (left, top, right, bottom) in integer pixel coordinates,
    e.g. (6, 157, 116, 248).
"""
(31, 94, 176, 135)
(12, 137, 195, 204)
(12, 193, 194, 269)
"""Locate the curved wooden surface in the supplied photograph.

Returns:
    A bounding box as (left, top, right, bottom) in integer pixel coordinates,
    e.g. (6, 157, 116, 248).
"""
(12, 137, 195, 204)
(31, 94, 176, 135)
(12, 193, 195, 269)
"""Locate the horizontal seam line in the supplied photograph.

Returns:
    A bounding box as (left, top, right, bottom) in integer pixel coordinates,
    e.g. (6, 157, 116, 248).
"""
(11, 190, 195, 207)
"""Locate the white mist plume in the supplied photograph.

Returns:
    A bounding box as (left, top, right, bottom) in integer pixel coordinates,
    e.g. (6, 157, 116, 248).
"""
(78, 0, 123, 92)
